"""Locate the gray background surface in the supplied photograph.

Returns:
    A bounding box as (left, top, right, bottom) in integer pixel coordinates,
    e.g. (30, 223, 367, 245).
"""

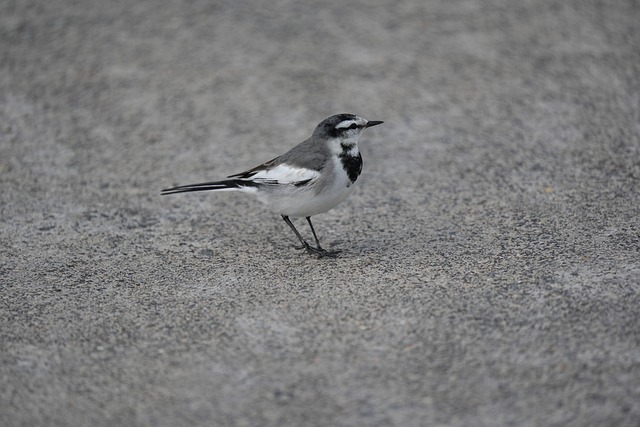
(1, 0, 639, 426)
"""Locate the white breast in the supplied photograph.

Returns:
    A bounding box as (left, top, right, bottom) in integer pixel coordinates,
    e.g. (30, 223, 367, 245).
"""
(254, 156, 356, 218)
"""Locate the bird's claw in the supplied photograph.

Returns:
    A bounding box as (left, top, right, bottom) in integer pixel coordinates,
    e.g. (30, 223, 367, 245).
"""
(294, 243, 341, 258)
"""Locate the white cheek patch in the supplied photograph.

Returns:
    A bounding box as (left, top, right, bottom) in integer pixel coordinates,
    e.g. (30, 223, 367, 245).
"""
(252, 164, 320, 185)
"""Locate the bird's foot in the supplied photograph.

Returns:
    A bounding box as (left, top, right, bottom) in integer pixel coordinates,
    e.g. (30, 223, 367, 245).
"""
(294, 243, 341, 258)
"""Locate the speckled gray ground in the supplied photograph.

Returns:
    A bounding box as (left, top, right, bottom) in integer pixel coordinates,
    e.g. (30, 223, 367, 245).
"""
(1, 1, 640, 426)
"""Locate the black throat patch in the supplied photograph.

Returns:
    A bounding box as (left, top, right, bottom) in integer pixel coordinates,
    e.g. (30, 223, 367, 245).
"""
(339, 145, 363, 183)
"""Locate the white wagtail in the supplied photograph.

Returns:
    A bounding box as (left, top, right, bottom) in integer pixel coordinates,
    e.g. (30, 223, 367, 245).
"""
(161, 113, 383, 257)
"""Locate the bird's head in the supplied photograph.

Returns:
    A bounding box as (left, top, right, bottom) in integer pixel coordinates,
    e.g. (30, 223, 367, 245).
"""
(313, 113, 383, 141)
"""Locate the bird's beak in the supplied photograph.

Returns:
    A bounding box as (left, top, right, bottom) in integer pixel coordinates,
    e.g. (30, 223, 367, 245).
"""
(365, 120, 383, 128)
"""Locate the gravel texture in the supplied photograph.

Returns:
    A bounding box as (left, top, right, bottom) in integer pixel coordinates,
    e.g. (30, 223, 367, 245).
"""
(1, 0, 639, 426)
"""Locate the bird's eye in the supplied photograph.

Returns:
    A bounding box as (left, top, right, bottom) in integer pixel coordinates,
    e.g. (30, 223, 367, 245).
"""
(348, 123, 358, 130)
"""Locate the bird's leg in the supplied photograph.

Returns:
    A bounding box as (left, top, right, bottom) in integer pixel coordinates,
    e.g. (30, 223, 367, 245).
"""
(305, 216, 341, 257)
(305, 216, 323, 248)
(281, 215, 315, 252)
(281, 216, 338, 257)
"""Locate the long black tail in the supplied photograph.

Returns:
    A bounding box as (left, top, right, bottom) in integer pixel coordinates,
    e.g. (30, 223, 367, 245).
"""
(161, 179, 258, 195)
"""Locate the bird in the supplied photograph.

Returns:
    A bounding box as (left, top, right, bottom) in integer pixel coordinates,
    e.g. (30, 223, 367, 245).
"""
(161, 113, 383, 257)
